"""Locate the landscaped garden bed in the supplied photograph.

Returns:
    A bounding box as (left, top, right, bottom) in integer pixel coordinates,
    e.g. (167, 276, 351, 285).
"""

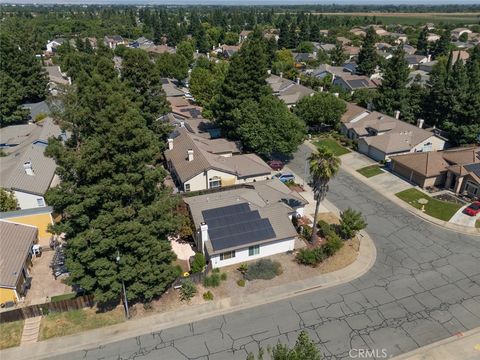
(313, 137, 351, 156)
(356, 165, 384, 178)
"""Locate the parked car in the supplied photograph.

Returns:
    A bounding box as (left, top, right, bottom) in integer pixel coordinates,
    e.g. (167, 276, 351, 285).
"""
(464, 201, 480, 216)
(273, 173, 295, 183)
(267, 160, 284, 171)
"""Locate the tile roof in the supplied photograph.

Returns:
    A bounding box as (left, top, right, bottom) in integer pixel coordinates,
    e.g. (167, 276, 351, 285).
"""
(266, 74, 315, 105)
(0, 221, 37, 288)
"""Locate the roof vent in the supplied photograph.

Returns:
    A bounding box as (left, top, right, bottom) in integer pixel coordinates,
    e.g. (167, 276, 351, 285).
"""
(23, 161, 34, 176)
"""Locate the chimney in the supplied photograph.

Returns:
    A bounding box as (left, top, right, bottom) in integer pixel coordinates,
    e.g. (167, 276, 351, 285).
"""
(279, 72, 283, 78)
(187, 149, 194, 162)
(267, 69, 271, 75)
(417, 118, 425, 129)
(296, 77, 300, 85)
(23, 161, 34, 176)
(200, 222, 209, 254)
(180, 120, 185, 128)
(394, 110, 400, 119)
(167, 138, 173, 150)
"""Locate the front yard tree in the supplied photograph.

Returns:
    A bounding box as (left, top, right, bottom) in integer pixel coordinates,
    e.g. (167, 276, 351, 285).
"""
(357, 27, 379, 76)
(339, 208, 367, 239)
(309, 147, 341, 243)
(0, 188, 18, 211)
(294, 92, 346, 129)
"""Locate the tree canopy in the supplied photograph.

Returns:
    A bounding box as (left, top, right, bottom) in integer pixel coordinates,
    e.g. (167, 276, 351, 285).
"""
(357, 27, 379, 76)
(294, 92, 346, 129)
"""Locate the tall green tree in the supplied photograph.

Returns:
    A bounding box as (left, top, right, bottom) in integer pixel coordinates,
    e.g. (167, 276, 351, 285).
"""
(357, 27, 379, 76)
(416, 26, 429, 55)
(330, 42, 347, 66)
(374, 45, 410, 118)
(309, 148, 340, 243)
(433, 32, 452, 59)
(294, 92, 346, 129)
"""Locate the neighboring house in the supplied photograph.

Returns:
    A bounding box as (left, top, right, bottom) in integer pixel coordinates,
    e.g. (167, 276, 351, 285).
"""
(104, 35, 127, 49)
(263, 29, 279, 42)
(145, 45, 176, 55)
(318, 43, 336, 52)
(402, 44, 417, 55)
(184, 179, 307, 268)
(0, 207, 54, 241)
(375, 42, 392, 51)
(404, 54, 429, 69)
(390, 146, 480, 198)
(46, 38, 66, 53)
(468, 32, 480, 44)
(343, 46, 361, 60)
(239, 30, 252, 43)
(266, 74, 315, 108)
(164, 128, 271, 192)
(451, 50, 470, 65)
(219, 44, 241, 58)
(350, 28, 366, 37)
(293, 52, 316, 64)
(418, 60, 438, 73)
(451, 28, 472, 40)
(336, 37, 351, 45)
(161, 78, 185, 97)
(44, 65, 71, 95)
(377, 50, 393, 60)
(129, 36, 154, 48)
(390, 33, 408, 44)
(427, 33, 441, 42)
(0, 221, 38, 304)
(407, 70, 430, 87)
(342, 109, 447, 161)
(333, 73, 379, 92)
(0, 118, 63, 209)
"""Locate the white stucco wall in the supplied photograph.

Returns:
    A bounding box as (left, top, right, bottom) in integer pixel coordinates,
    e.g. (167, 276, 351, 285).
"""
(411, 135, 446, 153)
(209, 237, 296, 268)
(184, 169, 271, 192)
(13, 191, 46, 210)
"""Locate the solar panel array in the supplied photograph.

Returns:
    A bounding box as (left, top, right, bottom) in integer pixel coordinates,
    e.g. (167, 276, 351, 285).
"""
(465, 163, 480, 177)
(202, 203, 276, 252)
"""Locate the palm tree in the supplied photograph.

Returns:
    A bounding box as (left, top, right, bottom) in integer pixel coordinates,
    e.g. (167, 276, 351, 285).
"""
(309, 146, 341, 243)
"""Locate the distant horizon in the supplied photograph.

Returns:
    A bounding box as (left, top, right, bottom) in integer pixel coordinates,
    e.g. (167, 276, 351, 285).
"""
(2, 0, 480, 6)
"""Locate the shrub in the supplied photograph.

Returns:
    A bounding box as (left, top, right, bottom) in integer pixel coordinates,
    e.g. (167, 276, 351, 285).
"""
(237, 279, 246, 287)
(246, 259, 282, 280)
(296, 247, 327, 266)
(143, 302, 153, 311)
(203, 291, 214, 301)
(212, 268, 220, 274)
(220, 272, 227, 281)
(190, 253, 206, 273)
(317, 220, 335, 238)
(339, 208, 367, 239)
(180, 279, 197, 302)
(299, 224, 312, 239)
(324, 232, 343, 256)
(203, 273, 221, 287)
(237, 263, 248, 276)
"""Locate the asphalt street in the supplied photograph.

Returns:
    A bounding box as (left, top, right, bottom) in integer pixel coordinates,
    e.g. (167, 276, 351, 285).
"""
(53, 143, 480, 360)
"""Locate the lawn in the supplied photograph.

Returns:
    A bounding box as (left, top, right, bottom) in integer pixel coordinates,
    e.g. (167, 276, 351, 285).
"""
(50, 292, 76, 302)
(314, 138, 351, 156)
(357, 165, 384, 178)
(0, 320, 24, 349)
(395, 188, 462, 222)
(39, 307, 125, 341)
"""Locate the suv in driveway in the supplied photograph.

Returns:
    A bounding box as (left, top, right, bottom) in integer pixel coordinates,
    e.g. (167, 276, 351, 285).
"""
(273, 173, 295, 183)
(267, 160, 284, 171)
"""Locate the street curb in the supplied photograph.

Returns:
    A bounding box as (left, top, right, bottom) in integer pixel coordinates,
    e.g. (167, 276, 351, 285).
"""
(390, 326, 480, 360)
(1, 234, 377, 360)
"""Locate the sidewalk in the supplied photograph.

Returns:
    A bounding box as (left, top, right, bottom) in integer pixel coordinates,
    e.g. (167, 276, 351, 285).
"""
(305, 141, 480, 236)
(391, 327, 480, 360)
(0, 188, 376, 360)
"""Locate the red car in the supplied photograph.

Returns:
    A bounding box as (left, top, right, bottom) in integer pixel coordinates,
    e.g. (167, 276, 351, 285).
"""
(267, 160, 284, 171)
(464, 202, 480, 216)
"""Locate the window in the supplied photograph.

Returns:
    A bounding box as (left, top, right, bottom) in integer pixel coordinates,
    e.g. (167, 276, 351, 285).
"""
(184, 183, 190, 192)
(220, 251, 235, 260)
(248, 245, 260, 256)
(36, 198, 45, 207)
(209, 176, 221, 189)
(466, 182, 479, 195)
(422, 142, 432, 152)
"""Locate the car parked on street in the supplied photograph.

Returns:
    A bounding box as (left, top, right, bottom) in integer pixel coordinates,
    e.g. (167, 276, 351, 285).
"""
(273, 173, 295, 183)
(267, 160, 284, 171)
(464, 201, 480, 216)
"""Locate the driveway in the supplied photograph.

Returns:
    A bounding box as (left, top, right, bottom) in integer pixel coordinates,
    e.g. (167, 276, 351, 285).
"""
(36, 143, 480, 360)
(449, 205, 479, 228)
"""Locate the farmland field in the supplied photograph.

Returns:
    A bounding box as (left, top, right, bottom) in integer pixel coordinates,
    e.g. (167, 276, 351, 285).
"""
(312, 12, 480, 25)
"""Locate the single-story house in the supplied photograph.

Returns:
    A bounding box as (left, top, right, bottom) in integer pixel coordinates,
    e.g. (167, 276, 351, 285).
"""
(404, 54, 430, 69)
(452, 50, 470, 65)
(239, 30, 252, 43)
(46, 38, 66, 53)
(266, 74, 315, 108)
(451, 28, 472, 40)
(164, 128, 271, 192)
(184, 179, 307, 268)
(0, 206, 54, 241)
(0, 221, 38, 304)
(0, 118, 63, 209)
(418, 61, 438, 73)
(390, 33, 408, 44)
(427, 33, 441, 42)
(332, 73, 379, 92)
(343, 46, 361, 59)
(402, 44, 417, 55)
(407, 70, 430, 87)
(145, 45, 176, 55)
(104, 35, 127, 49)
(350, 28, 366, 37)
(342, 109, 447, 161)
(390, 146, 480, 197)
(161, 78, 185, 97)
(129, 36, 154, 49)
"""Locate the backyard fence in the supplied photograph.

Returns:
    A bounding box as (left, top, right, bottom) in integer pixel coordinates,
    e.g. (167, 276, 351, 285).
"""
(0, 295, 95, 324)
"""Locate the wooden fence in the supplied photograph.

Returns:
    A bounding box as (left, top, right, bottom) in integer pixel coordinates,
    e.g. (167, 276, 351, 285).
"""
(0, 295, 95, 324)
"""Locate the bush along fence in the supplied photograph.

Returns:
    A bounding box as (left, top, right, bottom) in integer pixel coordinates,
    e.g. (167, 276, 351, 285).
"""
(0, 295, 95, 324)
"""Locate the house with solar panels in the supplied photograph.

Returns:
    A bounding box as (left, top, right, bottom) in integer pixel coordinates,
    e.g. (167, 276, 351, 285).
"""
(184, 179, 307, 268)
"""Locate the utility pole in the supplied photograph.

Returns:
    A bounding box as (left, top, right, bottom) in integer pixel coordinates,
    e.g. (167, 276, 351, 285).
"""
(116, 250, 130, 319)
(303, 152, 309, 187)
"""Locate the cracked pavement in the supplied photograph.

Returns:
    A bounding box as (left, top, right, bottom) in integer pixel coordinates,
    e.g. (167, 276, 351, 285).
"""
(53, 144, 480, 360)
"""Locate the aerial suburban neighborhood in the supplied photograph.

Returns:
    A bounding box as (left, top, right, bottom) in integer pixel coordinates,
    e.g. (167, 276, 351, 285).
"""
(0, 2, 480, 360)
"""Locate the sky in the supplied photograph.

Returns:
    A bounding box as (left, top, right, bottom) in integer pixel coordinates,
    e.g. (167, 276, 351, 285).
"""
(2, 0, 480, 5)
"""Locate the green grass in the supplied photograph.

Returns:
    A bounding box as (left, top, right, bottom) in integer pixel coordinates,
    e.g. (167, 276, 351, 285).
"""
(357, 165, 384, 178)
(476, 220, 480, 229)
(39, 307, 125, 341)
(0, 320, 24, 349)
(395, 188, 462, 222)
(51, 292, 76, 302)
(314, 138, 351, 157)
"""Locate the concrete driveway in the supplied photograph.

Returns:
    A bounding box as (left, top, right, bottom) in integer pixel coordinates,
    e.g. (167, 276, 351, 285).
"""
(449, 205, 479, 228)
